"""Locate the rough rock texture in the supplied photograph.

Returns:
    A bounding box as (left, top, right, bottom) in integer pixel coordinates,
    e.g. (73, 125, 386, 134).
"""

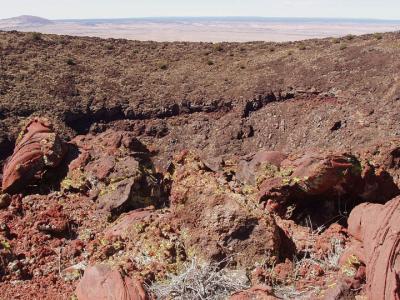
(62, 130, 165, 216)
(169, 152, 280, 267)
(347, 197, 400, 300)
(76, 264, 148, 300)
(2, 118, 65, 193)
(254, 152, 361, 214)
(230, 285, 279, 300)
(0, 31, 400, 299)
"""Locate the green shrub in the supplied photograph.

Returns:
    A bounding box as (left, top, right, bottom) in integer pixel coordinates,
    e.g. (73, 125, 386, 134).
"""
(345, 34, 355, 41)
(298, 44, 306, 50)
(340, 44, 347, 50)
(213, 43, 223, 52)
(31, 32, 42, 41)
(207, 60, 214, 66)
(159, 63, 168, 70)
(66, 58, 76, 66)
(374, 33, 383, 40)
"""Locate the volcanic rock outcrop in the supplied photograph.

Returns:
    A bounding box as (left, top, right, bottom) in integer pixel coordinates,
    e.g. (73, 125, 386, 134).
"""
(62, 130, 165, 216)
(347, 197, 400, 300)
(2, 118, 66, 194)
(169, 151, 280, 267)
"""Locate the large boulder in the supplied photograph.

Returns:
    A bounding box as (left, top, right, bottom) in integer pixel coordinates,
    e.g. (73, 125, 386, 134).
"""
(62, 130, 164, 216)
(2, 118, 66, 193)
(76, 264, 148, 300)
(347, 197, 400, 300)
(248, 151, 361, 217)
(169, 151, 280, 267)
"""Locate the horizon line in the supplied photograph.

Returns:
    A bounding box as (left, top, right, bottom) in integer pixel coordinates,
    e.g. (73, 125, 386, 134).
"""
(6, 14, 400, 22)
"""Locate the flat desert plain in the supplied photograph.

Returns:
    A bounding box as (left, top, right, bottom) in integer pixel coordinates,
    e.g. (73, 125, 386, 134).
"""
(1, 16, 400, 41)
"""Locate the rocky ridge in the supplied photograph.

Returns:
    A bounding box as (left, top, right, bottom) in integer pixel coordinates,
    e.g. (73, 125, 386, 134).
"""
(0, 31, 400, 299)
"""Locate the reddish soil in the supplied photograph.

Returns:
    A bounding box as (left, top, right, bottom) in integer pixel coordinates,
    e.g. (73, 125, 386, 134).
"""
(0, 30, 400, 299)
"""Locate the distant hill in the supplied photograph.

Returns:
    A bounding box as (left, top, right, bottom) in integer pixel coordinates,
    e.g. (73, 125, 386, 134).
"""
(0, 15, 54, 28)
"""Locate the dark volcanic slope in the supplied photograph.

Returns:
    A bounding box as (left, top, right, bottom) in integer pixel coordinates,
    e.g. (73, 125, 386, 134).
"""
(0, 31, 400, 166)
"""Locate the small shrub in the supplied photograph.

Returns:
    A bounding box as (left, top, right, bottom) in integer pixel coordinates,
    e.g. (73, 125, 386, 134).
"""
(147, 258, 249, 300)
(159, 63, 168, 70)
(340, 44, 347, 50)
(374, 33, 383, 40)
(207, 60, 214, 66)
(298, 44, 306, 50)
(31, 32, 42, 41)
(213, 43, 224, 52)
(66, 58, 76, 66)
(240, 65, 245, 69)
(269, 47, 275, 52)
(333, 38, 341, 44)
(288, 51, 293, 56)
(345, 34, 355, 41)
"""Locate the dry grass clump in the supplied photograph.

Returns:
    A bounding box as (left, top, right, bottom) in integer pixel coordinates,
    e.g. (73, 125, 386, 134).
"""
(147, 258, 249, 300)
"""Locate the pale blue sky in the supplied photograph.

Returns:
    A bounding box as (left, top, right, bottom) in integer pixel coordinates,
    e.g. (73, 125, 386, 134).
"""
(1, 0, 400, 20)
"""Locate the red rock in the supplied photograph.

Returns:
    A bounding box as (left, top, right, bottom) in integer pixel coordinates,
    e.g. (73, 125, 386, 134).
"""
(230, 285, 279, 300)
(2, 118, 66, 193)
(76, 264, 149, 300)
(237, 151, 288, 185)
(347, 197, 400, 300)
(169, 152, 280, 267)
(256, 152, 361, 215)
(104, 207, 154, 239)
(64, 130, 161, 216)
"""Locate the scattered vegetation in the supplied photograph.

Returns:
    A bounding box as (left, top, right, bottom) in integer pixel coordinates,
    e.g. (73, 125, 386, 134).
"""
(213, 43, 224, 52)
(159, 63, 168, 70)
(31, 32, 42, 41)
(345, 34, 355, 41)
(207, 60, 214, 66)
(147, 258, 249, 300)
(298, 44, 307, 50)
(374, 33, 383, 40)
(340, 44, 347, 50)
(66, 58, 76, 66)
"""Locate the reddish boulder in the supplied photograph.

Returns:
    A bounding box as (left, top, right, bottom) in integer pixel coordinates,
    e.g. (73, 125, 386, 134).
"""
(103, 207, 154, 239)
(2, 118, 66, 193)
(76, 264, 148, 300)
(255, 152, 360, 215)
(230, 285, 279, 300)
(347, 197, 400, 300)
(236, 151, 288, 185)
(62, 130, 163, 215)
(170, 152, 280, 267)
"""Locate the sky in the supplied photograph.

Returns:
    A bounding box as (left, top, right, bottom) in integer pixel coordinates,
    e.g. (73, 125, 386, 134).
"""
(0, 0, 400, 20)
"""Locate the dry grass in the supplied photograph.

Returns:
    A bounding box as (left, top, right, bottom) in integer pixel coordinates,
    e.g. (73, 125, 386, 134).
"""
(269, 218, 345, 299)
(146, 258, 250, 300)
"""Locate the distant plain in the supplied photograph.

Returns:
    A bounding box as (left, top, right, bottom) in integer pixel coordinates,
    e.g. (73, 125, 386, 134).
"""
(1, 16, 400, 41)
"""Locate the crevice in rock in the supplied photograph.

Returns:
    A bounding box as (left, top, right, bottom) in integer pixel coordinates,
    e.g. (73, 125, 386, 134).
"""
(64, 99, 233, 135)
(287, 170, 400, 229)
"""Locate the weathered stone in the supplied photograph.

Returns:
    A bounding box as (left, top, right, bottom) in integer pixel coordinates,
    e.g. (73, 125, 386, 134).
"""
(2, 118, 66, 193)
(76, 264, 148, 300)
(347, 197, 400, 300)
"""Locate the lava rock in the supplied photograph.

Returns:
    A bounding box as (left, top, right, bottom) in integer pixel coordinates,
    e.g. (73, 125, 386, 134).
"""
(347, 196, 400, 300)
(2, 118, 66, 193)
